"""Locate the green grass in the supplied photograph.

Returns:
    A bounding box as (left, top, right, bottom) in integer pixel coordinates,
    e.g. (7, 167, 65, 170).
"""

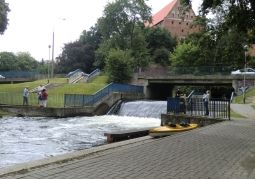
(234, 89, 255, 104)
(0, 78, 67, 93)
(49, 76, 109, 94)
(230, 109, 247, 118)
(0, 76, 109, 107)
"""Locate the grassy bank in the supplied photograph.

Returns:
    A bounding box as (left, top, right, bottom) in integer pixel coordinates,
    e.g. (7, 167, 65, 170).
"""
(0, 76, 109, 107)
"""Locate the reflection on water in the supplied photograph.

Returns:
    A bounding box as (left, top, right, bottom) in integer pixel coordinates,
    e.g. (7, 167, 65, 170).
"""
(0, 115, 160, 168)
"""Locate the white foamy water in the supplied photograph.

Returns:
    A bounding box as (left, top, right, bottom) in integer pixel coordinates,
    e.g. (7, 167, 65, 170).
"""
(0, 115, 160, 168)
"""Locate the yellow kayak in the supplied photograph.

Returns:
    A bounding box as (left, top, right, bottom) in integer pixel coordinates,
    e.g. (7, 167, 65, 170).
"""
(149, 124, 198, 137)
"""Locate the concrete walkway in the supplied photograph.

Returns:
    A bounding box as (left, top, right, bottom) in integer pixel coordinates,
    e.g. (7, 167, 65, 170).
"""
(1, 104, 255, 178)
(231, 104, 255, 119)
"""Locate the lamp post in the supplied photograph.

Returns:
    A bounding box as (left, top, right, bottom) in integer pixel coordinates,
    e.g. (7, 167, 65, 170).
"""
(48, 45, 51, 84)
(51, 18, 66, 78)
(243, 45, 248, 103)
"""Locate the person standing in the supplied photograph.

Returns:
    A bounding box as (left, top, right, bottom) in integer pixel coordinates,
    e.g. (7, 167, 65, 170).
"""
(41, 89, 48, 107)
(175, 86, 181, 98)
(23, 86, 29, 106)
(37, 84, 45, 93)
(203, 90, 210, 116)
(37, 84, 45, 105)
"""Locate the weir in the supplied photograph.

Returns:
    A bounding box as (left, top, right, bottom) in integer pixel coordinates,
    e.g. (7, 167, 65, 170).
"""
(109, 100, 167, 119)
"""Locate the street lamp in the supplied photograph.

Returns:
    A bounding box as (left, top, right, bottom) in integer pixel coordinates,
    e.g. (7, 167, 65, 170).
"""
(48, 45, 51, 84)
(51, 18, 66, 78)
(243, 45, 248, 103)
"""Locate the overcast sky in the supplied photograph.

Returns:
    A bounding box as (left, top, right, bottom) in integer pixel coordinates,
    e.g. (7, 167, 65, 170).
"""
(0, 0, 201, 61)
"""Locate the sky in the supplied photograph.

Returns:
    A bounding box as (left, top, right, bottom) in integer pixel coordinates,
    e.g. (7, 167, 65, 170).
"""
(0, 0, 202, 62)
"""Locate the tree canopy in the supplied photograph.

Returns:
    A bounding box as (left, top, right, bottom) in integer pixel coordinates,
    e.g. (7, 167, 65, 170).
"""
(0, 52, 39, 71)
(0, 0, 10, 35)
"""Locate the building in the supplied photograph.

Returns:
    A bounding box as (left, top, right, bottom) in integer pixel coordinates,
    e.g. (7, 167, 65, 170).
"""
(147, 0, 200, 40)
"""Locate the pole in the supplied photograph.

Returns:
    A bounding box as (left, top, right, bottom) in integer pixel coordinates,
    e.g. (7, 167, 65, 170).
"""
(51, 18, 65, 79)
(48, 45, 51, 83)
(51, 32, 54, 78)
(243, 50, 246, 103)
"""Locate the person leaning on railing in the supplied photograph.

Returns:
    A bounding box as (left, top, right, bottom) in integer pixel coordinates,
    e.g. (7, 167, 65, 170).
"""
(203, 90, 210, 116)
(23, 86, 29, 106)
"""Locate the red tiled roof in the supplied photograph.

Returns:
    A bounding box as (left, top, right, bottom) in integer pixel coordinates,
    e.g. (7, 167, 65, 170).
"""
(146, 0, 177, 27)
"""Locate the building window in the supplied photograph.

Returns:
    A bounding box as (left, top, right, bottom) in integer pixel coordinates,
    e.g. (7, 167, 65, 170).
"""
(186, 15, 188, 19)
(182, 29, 184, 32)
(172, 13, 174, 17)
(191, 16, 193, 19)
(186, 23, 189, 25)
(177, 14, 179, 17)
(172, 21, 174, 24)
(179, 22, 181, 25)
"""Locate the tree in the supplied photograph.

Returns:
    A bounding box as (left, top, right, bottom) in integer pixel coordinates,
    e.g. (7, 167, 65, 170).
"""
(170, 42, 202, 67)
(188, 9, 249, 69)
(95, 0, 152, 69)
(0, 52, 18, 71)
(56, 41, 95, 74)
(192, 0, 255, 43)
(144, 26, 177, 66)
(79, 24, 103, 50)
(0, 0, 10, 35)
(0, 52, 39, 71)
(105, 49, 133, 83)
(16, 52, 39, 71)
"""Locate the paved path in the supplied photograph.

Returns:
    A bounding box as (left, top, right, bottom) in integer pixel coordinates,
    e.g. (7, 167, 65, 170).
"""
(1, 117, 255, 179)
(231, 104, 255, 119)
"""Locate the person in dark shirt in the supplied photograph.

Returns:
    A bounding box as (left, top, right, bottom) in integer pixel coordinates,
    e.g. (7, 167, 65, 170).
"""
(175, 86, 181, 98)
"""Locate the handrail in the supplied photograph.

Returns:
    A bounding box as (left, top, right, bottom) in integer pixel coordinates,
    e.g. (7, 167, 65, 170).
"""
(64, 83, 143, 107)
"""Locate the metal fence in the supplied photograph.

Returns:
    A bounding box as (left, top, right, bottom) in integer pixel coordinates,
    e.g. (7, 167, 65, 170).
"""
(138, 66, 233, 76)
(0, 71, 39, 78)
(64, 83, 144, 107)
(167, 97, 230, 120)
(0, 92, 64, 107)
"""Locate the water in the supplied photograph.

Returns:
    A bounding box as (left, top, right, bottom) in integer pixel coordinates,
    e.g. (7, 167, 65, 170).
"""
(0, 101, 166, 168)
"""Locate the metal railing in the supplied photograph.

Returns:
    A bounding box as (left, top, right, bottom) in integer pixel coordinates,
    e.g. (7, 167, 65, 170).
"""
(64, 83, 144, 107)
(137, 66, 233, 76)
(167, 97, 230, 120)
(0, 92, 64, 107)
(0, 71, 39, 78)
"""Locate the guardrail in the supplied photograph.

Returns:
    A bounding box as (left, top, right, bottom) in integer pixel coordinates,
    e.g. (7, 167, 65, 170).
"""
(64, 83, 144, 107)
(0, 71, 39, 78)
(0, 92, 64, 107)
(167, 97, 230, 120)
(137, 66, 233, 76)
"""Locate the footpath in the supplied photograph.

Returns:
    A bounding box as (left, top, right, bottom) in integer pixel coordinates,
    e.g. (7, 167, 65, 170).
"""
(1, 104, 255, 179)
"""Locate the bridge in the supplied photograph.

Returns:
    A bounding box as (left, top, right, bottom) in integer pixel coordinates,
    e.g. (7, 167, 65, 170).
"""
(132, 66, 255, 100)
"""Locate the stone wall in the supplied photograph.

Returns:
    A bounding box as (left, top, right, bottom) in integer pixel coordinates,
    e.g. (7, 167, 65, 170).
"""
(161, 114, 226, 127)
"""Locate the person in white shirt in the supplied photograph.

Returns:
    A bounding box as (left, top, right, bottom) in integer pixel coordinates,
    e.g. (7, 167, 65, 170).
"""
(203, 90, 210, 116)
(23, 86, 29, 106)
(37, 84, 45, 105)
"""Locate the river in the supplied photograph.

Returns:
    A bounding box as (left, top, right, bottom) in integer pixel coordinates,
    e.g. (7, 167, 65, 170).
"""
(0, 100, 166, 168)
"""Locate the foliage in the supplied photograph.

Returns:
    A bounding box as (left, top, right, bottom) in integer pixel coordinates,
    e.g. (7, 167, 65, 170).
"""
(187, 10, 249, 69)
(199, 0, 255, 43)
(170, 42, 203, 67)
(144, 26, 177, 66)
(95, 0, 152, 70)
(153, 48, 170, 66)
(130, 26, 150, 67)
(56, 41, 96, 74)
(79, 24, 103, 50)
(0, 51, 39, 71)
(16, 52, 39, 71)
(37, 63, 51, 75)
(105, 49, 133, 83)
(0, 52, 18, 71)
(0, 0, 10, 35)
